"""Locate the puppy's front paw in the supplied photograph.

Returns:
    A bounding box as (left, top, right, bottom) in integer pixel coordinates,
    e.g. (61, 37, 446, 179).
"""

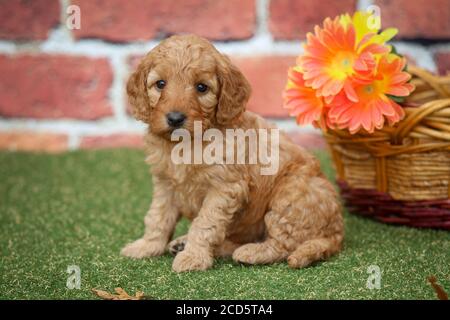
(167, 235, 187, 256)
(120, 238, 166, 259)
(172, 249, 213, 272)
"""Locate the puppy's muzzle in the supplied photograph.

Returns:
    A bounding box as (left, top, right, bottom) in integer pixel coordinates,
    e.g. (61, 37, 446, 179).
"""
(166, 111, 186, 128)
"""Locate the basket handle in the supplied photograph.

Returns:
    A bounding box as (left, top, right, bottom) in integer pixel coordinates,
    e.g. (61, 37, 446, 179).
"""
(391, 99, 450, 145)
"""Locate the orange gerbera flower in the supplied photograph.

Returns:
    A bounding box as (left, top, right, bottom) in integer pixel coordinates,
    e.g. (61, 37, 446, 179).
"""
(300, 17, 389, 103)
(283, 66, 327, 129)
(328, 57, 415, 134)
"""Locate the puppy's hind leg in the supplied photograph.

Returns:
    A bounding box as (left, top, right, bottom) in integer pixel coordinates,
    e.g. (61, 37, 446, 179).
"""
(232, 238, 288, 265)
(232, 211, 289, 265)
(287, 234, 343, 269)
(234, 167, 343, 267)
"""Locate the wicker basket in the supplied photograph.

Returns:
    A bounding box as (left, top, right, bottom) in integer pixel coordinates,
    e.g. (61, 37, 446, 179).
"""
(324, 66, 450, 230)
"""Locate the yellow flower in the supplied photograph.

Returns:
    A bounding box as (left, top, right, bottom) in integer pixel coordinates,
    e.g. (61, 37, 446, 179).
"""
(340, 11, 398, 50)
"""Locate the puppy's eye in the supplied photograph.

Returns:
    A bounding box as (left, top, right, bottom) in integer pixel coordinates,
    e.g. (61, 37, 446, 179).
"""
(196, 83, 208, 93)
(155, 80, 166, 90)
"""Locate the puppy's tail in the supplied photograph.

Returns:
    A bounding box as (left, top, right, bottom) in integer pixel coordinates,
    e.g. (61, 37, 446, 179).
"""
(287, 234, 343, 269)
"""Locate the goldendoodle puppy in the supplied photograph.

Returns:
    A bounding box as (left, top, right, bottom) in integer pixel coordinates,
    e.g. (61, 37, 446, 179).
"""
(121, 34, 344, 272)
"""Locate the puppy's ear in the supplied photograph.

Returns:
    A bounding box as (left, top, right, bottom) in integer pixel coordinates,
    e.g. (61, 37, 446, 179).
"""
(127, 57, 153, 123)
(216, 55, 251, 125)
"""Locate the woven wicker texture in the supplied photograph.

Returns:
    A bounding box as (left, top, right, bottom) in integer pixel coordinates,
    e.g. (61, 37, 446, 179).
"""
(324, 66, 450, 229)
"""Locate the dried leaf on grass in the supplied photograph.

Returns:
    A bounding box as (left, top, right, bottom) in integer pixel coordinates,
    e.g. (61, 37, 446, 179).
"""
(427, 276, 449, 300)
(92, 287, 149, 300)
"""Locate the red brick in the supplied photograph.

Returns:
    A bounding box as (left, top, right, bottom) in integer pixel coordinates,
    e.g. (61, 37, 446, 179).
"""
(375, 0, 450, 39)
(286, 132, 326, 150)
(269, 0, 357, 40)
(0, 0, 60, 40)
(0, 131, 68, 152)
(80, 134, 145, 149)
(233, 56, 296, 118)
(0, 55, 113, 120)
(72, 0, 256, 42)
(434, 52, 450, 75)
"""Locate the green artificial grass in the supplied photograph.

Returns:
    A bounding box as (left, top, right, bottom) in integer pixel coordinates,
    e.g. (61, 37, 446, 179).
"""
(0, 149, 449, 300)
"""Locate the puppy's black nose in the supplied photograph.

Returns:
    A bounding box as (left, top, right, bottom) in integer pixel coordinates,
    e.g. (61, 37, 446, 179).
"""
(166, 112, 186, 128)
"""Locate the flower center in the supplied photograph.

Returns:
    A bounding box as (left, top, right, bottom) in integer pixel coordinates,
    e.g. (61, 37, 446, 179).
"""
(364, 85, 374, 94)
(329, 52, 355, 80)
(342, 58, 351, 68)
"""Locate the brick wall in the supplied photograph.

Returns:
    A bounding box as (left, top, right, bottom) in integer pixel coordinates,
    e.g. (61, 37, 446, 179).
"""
(0, 0, 449, 152)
